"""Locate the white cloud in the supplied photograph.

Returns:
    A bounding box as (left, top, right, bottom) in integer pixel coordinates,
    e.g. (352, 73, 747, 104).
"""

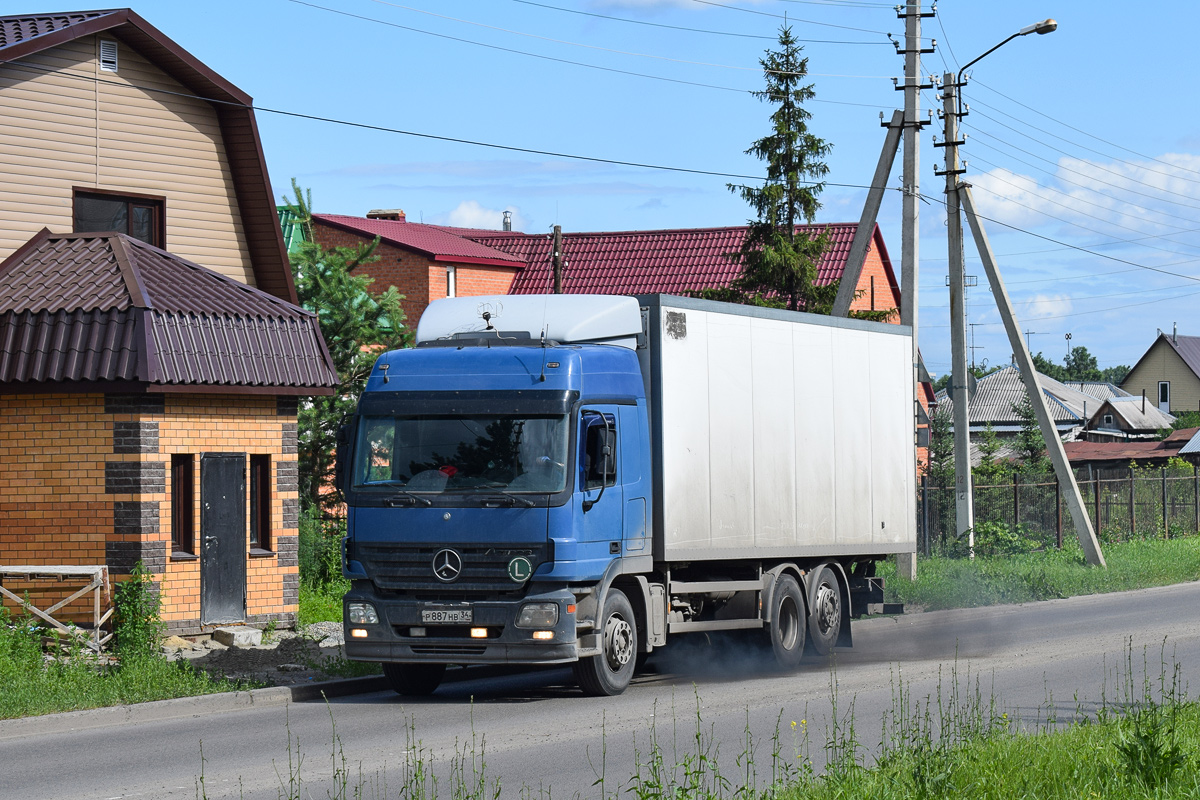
(1021, 293, 1072, 320)
(430, 201, 526, 231)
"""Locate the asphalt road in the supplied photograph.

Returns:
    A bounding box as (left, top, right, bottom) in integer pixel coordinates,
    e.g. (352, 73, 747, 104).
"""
(3, 581, 1199, 799)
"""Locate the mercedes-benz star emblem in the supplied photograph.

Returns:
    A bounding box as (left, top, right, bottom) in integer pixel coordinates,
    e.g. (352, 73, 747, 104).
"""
(432, 548, 463, 582)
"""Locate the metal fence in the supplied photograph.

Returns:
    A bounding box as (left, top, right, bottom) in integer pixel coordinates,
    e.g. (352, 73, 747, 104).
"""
(919, 465, 1200, 553)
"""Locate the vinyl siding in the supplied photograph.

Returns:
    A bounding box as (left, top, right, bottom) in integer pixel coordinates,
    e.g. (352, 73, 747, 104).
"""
(0, 35, 254, 285)
(1121, 339, 1200, 414)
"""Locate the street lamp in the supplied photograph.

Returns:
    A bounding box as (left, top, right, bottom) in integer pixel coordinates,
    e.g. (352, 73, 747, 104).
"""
(937, 19, 1057, 558)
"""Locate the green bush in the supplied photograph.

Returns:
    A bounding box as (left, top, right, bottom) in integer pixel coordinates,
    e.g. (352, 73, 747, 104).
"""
(299, 509, 345, 586)
(112, 561, 164, 659)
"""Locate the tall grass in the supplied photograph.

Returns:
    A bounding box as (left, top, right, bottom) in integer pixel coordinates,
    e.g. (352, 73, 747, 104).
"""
(881, 536, 1200, 611)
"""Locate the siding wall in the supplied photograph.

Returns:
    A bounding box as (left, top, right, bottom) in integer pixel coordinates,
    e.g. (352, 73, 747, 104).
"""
(1122, 339, 1200, 415)
(0, 35, 255, 284)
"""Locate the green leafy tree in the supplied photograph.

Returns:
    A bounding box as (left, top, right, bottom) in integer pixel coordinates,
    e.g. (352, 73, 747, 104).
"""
(973, 423, 1010, 485)
(718, 26, 836, 314)
(1033, 346, 1128, 385)
(282, 180, 410, 512)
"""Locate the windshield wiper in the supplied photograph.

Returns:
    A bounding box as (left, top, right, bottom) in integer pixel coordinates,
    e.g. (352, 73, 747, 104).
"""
(480, 492, 535, 508)
(386, 491, 432, 507)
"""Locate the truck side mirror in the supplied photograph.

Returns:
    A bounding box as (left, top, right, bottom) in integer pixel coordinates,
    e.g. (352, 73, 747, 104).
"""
(335, 422, 351, 494)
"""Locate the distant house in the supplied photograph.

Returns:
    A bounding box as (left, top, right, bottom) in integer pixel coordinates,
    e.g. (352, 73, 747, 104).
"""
(1082, 395, 1176, 442)
(0, 10, 338, 635)
(1064, 428, 1199, 471)
(1121, 330, 1200, 415)
(310, 212, 902, 327)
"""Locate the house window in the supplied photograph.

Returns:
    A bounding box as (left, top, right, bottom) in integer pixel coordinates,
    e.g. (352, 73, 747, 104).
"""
(73, 189, 164, 247)
(171, 454, 195, 554)
(250, 455, 272, 552)
(446, 266, 457, 298)
(1103, 414, 1114, 426)
(1159, 381, 1171, 412)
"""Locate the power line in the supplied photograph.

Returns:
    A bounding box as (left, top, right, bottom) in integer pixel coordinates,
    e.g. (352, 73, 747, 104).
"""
(509, 0, 886, 44)
(972, 78, 1200, 180)
(0, 57, 894, 190)
(690, 0, 899, 35)
(362, 0, 892, 76)
(963, 127, 1200, 214)
(923, 287, 1200, 328)
(923, 278, 1200, 311)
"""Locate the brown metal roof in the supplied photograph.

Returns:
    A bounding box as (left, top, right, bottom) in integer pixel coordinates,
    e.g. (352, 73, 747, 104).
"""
(0, 9, 296, 304)
(0, 232, 337, 393)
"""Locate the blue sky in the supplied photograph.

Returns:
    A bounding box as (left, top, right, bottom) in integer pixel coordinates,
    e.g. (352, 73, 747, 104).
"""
(19, 0, 1200, 379)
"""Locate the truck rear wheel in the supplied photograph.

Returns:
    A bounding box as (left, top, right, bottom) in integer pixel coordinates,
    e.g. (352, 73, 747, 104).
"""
(574, 588, 637, 696)
(382, 662, 446, 696)
(807, 567, 842, 656)
(767, 574, 806, 670)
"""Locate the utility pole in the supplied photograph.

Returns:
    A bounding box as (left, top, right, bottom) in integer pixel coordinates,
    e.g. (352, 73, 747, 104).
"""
(552, 224, 564, 294)
(936, 71, 974, 556)
(898, 1, 933, 333)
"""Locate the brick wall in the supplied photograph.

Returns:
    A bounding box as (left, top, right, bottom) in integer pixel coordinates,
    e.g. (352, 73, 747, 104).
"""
(311, 221, 520, 325)
(0, 392, 300, 635)
(848, 240, 900, 324)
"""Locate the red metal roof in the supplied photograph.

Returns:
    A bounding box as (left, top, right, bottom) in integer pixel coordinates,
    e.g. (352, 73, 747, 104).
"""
(313, 214, 525, 268)
(0, 231, 337, 392)
(456, 223, 899, 299)
(1063, 439, 1185, 463)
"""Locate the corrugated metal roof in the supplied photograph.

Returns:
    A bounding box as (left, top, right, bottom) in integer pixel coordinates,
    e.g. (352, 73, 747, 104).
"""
(1178, 429, 1200, 455)
(933, 365, 1096, 426)
(1064, 439, 1185, 463)
(0, 232, 337, 391)
(314, 214, 525, 266)
(1164, 334, 1200, 378)
(1061, 381, 1130, 402)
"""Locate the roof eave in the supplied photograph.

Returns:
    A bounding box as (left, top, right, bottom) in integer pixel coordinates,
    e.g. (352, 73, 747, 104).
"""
(431, 254, 523, 269)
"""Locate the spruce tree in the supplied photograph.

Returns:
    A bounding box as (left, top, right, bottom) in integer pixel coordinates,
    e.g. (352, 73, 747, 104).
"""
(726, 25, 834, 312)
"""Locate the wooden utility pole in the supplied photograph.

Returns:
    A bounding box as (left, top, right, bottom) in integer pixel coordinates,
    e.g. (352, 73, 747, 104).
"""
(552, 225, 564, 294)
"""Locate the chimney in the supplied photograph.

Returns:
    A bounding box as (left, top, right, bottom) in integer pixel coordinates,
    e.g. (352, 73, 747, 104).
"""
(1142, 390, 1146, 415)
(366, 209, 406, 222)
(1174, 322, 1178, 344)
(502, 210, 512, 231)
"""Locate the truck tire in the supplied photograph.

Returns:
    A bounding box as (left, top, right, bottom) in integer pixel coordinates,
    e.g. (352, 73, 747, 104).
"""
(807, 567, 842, 656)
(767, 574, 806, 670)
(382, 662, 445, 696)
(573, 588, 637, 696)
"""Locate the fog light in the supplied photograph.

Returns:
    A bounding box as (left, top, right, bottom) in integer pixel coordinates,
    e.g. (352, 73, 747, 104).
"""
(516, 602, 559, 628)
(347, 602, 379, 625)
(470, 627, 488, 639)
(532, 630, 554, 640)
(350, 628, 369, 638)
(410, 627, 426, 637)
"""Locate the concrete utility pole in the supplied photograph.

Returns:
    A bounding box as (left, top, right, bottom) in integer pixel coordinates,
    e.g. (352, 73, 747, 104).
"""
(552, 225, 564, 294)
(936, 72, 974, 555)
(936, 18, 1104, 566)
(961, 187, 1106, 566)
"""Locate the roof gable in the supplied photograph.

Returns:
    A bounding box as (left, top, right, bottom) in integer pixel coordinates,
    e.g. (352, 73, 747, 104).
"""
(313, 214, 525, 267)
(0, 8, 295, 304)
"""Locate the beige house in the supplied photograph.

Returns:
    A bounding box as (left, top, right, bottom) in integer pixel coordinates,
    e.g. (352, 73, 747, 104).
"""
(1121, 331, 1200, 416)
(0, 10, 337, 635)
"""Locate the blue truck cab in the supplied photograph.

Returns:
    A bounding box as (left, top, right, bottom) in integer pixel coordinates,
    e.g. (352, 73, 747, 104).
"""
(339, 295, 653, 695)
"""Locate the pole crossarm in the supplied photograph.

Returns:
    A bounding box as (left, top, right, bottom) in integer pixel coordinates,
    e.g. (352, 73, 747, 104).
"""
(831, 109, 903, 319)
(958, 186, 1106, 567)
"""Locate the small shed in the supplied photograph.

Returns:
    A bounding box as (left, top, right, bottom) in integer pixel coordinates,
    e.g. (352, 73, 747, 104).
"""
(0, 230, 337, 634)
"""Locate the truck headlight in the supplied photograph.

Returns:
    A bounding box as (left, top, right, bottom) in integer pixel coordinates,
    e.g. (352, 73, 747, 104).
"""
(515, 603, 559, 628)
(347, 602, 379, 625)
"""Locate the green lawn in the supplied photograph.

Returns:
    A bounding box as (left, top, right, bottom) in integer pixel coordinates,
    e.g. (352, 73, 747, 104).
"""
(879, 537, 1200, 611)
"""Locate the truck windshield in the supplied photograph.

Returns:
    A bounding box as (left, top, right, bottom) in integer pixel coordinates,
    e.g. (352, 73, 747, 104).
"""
(353, 414, 569, 494)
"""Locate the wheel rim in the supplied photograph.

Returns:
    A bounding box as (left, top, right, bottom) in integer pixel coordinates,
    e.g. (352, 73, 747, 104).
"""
(815, 582, 839, 636)
(778, 594, 800, 650)
(603, 613, 634, 672)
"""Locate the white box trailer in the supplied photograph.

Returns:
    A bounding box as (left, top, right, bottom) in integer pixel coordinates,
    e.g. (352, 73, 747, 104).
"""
(638, 294, 916, 561)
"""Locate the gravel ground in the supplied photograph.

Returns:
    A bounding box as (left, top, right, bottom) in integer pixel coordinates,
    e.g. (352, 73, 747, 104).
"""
(162, 622, 376, 687)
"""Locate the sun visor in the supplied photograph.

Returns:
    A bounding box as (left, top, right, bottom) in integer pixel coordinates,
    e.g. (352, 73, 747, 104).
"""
(415, 295, 643, 349)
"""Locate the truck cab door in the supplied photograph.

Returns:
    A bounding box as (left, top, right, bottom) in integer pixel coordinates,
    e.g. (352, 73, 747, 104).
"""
(578, 409, 624, 561)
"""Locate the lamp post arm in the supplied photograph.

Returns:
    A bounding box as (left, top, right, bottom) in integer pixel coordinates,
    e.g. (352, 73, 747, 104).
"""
(959, 32, 1021, 78)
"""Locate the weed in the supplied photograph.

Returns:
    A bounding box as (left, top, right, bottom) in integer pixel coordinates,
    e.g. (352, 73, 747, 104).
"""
(112, 561, 164, 660)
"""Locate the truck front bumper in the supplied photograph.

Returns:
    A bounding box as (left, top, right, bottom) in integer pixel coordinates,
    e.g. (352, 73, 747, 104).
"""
(343, 586, 581, 666)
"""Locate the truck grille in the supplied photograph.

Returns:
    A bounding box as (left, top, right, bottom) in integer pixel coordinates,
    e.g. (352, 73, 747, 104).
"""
(356, 542, 549, 596)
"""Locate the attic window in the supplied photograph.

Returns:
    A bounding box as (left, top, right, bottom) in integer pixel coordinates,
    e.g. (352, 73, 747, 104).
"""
(99, 40, 118, 72)
(1103, 414, 1114, 426)
(74, 189, 164, 247)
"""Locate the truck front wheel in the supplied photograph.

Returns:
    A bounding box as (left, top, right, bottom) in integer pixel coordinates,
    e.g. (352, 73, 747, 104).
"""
(574, 588, 637, 696)
(767, 574, 807, 670)
(382, 662, 446, 696)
